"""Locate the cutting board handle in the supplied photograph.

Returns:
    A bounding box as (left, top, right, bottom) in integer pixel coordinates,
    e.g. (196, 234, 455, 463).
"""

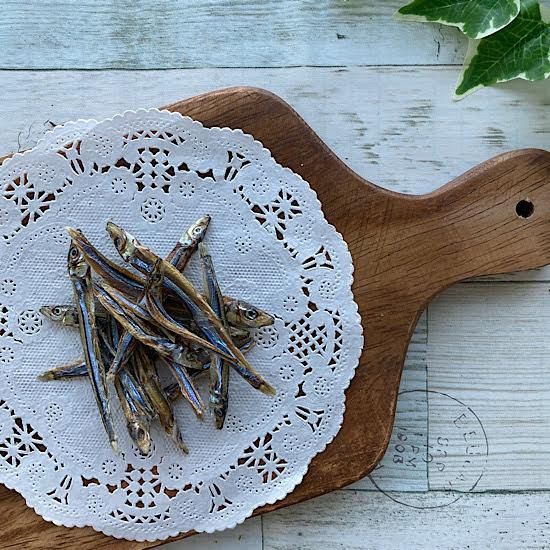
(411, 149, 550, 288)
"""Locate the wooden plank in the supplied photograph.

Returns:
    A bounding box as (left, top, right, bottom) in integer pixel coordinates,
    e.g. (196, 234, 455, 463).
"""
(161, 518, 262, 550)
(262, 489, 550, 549)
(0, 68, 547, 198)
(353, 313, 428, 492)
(428, 282, 550, 491)
(0, 1, 466, 69)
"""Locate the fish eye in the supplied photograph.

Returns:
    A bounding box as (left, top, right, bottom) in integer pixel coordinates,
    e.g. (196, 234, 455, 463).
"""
(113, 237, 121, 248)
(193, 226, 202, 235)
(52, 307, 61, 315)
(69, 246, 79, 259)
(244, 309, 258, 320)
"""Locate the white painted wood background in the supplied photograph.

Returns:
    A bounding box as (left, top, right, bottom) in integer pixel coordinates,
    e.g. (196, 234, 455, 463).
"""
(0, 2, 549, 548)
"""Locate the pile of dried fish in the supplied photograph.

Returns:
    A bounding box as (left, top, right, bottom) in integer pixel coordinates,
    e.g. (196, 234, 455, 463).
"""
(38, 216, 275, 455)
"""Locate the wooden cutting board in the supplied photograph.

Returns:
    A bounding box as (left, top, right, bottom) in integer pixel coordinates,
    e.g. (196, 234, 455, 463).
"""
(1, 87, 549, 549)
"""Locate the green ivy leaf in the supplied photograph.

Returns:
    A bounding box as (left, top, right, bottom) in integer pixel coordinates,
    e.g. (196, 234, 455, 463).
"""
(396, 0, 521, 39)
(455, 0, 550, 98)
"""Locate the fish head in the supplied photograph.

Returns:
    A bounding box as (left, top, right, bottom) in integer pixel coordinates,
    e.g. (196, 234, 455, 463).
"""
(225, 297, 275, 328)
(67, 239, 90, 279)
(106, 221, 138, 262)
(127, 420, 152, 456)
(181, 214, 211, 246)
(39, 304, 79, 326)
(66, 227, 105, 268)
(210, 392, 228, 430)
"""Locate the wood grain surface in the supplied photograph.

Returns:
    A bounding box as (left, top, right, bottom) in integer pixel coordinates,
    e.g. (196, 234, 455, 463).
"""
(1, 68, 548, 200)
(0, 1, 466, 69)
(1, 86, 549, 548)
(263, 489, 550, 550)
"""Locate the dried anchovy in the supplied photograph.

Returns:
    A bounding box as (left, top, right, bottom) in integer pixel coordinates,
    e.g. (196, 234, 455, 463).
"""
(159, 356, 205, 418)
(134, 347, 188, 453)
(114, 369, 152, 456)
(67, 242, 119, 454)
(40, 219, 276, 455)
(200, 242, 231, 429)
(106, 222, 257, 374)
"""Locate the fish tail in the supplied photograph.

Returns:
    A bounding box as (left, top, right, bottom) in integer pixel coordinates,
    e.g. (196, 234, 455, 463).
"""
(171, 424, 189, 454)
(259, 382, 277, 396)
(110, 436, 121, 455)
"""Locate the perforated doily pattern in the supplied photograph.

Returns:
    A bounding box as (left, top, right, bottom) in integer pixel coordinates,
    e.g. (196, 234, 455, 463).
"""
(0, 110, 363, 541)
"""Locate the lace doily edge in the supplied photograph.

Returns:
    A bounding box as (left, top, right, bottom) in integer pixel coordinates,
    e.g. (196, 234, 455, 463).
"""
(0, 108, 364, 541)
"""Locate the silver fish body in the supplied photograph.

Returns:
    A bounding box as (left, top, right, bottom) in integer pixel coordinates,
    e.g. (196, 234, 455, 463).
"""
(105, 222, 249, 367)
(67, 239, 119, 454)
(160, 357, 205, 418)
(134, 348, 188, 453)
(199, 242, 230, 429)
(115, 371, 152, 456)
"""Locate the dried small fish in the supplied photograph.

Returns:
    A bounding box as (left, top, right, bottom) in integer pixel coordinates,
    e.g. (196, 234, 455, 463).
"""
(39, 304, 80, 327)
(134, 348, 188, 453)
(198, 243, 275, 398)
(39, 319, 117, 381)
(200, 242, 230, 429)
(106, 222, 275, 396)
(38, 359, 88, 381)
(115, 370, 152, 456)
(67, 239, 119, 454)
(224, 297, 275, 329)
(166, 214, 211, 271)
(160, 357, 205, 418)
(37, 336, 252, 383)
(43, 296, 273, 331)
(118, 366, 156, 419)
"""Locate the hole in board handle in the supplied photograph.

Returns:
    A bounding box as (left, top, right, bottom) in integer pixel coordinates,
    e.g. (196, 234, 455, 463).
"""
(516, 199, 534, 219)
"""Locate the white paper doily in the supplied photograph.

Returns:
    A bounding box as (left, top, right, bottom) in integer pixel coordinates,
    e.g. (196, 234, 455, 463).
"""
(0, 109, 363, 541)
